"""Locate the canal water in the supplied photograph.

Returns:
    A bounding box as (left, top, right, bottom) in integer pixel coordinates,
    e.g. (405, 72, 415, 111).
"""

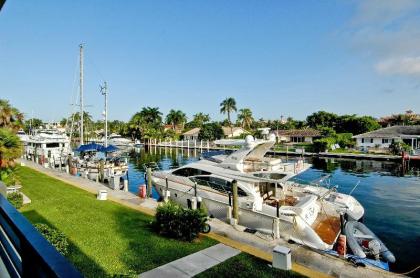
(126, 146, 420, 274)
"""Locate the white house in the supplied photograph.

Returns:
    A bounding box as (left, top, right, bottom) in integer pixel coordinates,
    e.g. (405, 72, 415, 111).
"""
(222, 126, 247, 138)
(353, 126, 420, 151)
(182, 127, 200, 141)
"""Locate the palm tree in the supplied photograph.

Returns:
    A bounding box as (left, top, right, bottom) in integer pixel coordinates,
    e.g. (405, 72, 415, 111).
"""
(167, 110, 187, 130)
(237, 108, 254, 130)
(220, 97, 237, 136)
(0, 99, 24, 131)
(192, 113, 210, 127)
(0, 128, 22, 169)
(140, 107, 162, 128)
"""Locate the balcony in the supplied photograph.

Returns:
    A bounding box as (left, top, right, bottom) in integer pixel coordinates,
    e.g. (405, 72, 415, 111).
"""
(0, 193, 82, 278)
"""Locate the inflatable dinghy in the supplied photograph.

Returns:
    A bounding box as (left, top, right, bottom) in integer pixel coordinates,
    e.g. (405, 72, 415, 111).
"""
(344, 221, 395, 263)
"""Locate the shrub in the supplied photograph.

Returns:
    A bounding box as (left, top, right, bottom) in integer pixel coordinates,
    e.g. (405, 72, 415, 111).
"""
(7, 192, 23, 209)
(335, 133, 355, 148)
(152, 201, 208, 241)
(0, 168, 21, 186)
(34, 223, 69, 256)
(389, 141, 411, 155)
(198, 123, 224, 141)
(313, 137, 335, 152)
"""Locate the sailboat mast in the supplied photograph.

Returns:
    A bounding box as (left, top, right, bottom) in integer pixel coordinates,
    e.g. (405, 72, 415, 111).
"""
(79, 44, 84, 145)
(101, 81, 108, 147)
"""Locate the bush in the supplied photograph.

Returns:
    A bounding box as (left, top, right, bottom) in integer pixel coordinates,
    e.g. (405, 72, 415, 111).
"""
(336, 133, 355, 148)
(34, 223, 69, 256)
(152, 201, 208, 241)
(389, 141, 411, 155)
(198, 123, 224, 141)
(0, 168, 21, 186)
(313, 137, 335, 152)
(7, 192, 23, 209)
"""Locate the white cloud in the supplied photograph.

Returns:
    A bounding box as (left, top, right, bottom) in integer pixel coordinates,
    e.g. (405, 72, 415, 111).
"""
(376, 56, 420, 76)
(346, 0, 420, 77)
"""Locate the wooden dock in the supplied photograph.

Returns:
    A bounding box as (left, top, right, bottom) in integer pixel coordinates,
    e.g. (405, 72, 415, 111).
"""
(144, 139, 402, 162)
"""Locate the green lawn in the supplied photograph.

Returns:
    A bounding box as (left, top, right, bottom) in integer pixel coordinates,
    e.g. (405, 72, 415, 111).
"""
(16, 166, 215, 277)
(195, 253, 306, 278)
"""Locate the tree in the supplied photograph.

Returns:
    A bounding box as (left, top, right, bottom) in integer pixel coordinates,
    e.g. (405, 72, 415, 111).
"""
(24, 118, 43, 133)
(0, 128, 22, 168)
(192, 113, 210, 127)
(306, 111, 338, 129)
(166, 110, 187, 130)
(237, 108, 254, 130)
(336, 115, 380, 135)
(220, 97, 237, 136)
(0, 99, 24, 131)
(198, 123, 224, 141)
(128, 107, 163, 140)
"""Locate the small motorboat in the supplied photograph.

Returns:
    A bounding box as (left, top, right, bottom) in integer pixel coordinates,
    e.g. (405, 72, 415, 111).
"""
(345, 221, 395, 263)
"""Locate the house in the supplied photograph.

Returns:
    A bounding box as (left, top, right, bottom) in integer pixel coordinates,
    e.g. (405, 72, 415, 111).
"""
(164, 124, 183, 134)
(353, 126, 420, 151)
(182, 126, 246, 141)
(182, 127, 200, 141)
(222, 126, 247, 138)
(274, 129, 321, 143)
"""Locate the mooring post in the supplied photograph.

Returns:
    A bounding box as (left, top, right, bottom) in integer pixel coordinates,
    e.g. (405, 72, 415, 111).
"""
(232, 180, 239, 223)
(146, 167, 153, 198)
(194, 182, 197, 197)
(99, 160, 105, 183)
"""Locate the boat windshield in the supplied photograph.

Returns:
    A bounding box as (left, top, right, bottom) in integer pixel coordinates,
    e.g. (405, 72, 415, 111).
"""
(190, 176, 247, 197)
(172, 167, 211, 177)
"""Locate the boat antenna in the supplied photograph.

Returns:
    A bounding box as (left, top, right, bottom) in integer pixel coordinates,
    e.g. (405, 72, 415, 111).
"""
(100, 81, 108, 147)
(79, 43, 84, 145)
(349, 180, 361, 196)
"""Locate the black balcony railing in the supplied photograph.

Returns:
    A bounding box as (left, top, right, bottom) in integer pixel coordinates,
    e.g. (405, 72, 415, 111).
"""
(0, 194, 82, 278)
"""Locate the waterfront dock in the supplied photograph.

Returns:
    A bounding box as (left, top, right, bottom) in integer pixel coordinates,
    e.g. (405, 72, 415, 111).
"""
(144, 139, 402, 161)
(19, 158, 402, 278)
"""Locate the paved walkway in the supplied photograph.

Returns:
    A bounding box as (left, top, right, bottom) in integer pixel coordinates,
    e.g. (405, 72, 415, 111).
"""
(140, 244, 240, 278)
(18, 159, 158, 215)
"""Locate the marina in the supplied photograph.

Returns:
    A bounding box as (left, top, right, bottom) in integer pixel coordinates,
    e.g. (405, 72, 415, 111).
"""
(126, 146, 419, 274)
(2, 1, 420, 277)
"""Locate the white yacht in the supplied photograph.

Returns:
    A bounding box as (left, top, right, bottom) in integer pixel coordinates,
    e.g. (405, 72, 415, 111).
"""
(107, 133, 133, 148)
(23, 129, 71, 167)
(16, 129, 29, 143)
(151, 135, 364, 251)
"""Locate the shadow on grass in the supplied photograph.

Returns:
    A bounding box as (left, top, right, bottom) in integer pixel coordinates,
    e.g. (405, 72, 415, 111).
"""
(22, 210, 110, 278)
(110, 207, 215, 275)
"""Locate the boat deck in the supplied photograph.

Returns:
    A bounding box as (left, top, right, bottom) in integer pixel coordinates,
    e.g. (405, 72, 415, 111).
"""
(313, 215, 341, 245)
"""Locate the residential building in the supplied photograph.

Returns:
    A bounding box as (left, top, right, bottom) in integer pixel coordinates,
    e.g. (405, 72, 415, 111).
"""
(222, 126, 247, 138)
(182, 127, 200, 141)
(353, 126, 420, 151)
(274, 129, 321, 143)
(182, 126, 247, 141)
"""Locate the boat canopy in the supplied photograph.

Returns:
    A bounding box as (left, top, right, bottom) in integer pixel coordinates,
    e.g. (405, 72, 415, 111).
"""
(76, 143, 119, 153)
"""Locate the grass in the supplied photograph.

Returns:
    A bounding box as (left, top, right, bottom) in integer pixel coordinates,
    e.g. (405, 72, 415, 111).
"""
(195, 253, 306, 278)
(15, 166, 216, 277)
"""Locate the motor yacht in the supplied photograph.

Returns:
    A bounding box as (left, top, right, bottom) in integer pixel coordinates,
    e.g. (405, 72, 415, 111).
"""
(151, 134, 365, 250)
(107, 133, 134, 148)
(23, 129, 71, 167)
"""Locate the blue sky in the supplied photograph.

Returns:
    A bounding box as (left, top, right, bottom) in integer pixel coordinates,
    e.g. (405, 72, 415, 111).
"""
(1, 1, 420, 122)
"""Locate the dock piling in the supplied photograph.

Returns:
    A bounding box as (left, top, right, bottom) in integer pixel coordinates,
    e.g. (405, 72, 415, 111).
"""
(146, 167, 153, 198)
(232, 180, 239, 222)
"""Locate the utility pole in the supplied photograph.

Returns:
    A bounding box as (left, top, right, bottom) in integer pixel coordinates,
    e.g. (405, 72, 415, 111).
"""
(101, 82, 108, 147)
(79, 44, 84, 145)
